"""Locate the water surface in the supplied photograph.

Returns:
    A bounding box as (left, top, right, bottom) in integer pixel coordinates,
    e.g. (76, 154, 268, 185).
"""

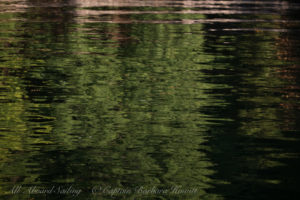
(1, 0, 300, 199)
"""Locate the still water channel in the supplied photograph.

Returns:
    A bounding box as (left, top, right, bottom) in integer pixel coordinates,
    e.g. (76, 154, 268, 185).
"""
(1, 0, 300, 199)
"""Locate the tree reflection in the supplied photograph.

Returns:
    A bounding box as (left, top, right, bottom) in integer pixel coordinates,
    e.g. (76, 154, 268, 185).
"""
(202, 4, 300, 200)
(1, 1, 300, 200)
(1, 1, 220, 200)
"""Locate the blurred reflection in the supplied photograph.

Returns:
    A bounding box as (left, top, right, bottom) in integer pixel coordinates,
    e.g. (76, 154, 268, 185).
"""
(201, 3, 300, 200)
(1, 0, 218, 200)
(0, 0, 300, 200)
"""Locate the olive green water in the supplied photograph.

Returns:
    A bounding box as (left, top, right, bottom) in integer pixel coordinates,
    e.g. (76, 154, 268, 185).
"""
(1, 0, 300, 200)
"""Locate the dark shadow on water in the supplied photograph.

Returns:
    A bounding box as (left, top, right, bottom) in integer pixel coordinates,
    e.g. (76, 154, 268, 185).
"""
(202, 7, 300, 200)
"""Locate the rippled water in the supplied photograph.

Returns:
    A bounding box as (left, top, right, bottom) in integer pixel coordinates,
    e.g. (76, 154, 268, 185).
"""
(1, 0, 300, 199)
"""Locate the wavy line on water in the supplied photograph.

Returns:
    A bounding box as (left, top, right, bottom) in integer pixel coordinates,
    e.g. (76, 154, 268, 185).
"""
(73, 18, 300, 25)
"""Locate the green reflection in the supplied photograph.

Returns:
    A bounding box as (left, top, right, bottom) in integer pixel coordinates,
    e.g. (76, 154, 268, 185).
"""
(1, 1, 300, 200)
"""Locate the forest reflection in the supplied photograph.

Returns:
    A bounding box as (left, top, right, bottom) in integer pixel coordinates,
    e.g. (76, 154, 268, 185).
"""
(0, 0, 300, 200)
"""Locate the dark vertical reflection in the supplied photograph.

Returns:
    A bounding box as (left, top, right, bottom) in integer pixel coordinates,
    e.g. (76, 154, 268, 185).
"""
(202, 2, 300, 200)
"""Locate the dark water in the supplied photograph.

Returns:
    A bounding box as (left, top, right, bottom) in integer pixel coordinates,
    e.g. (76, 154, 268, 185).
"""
(1, 0, 300, 199)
